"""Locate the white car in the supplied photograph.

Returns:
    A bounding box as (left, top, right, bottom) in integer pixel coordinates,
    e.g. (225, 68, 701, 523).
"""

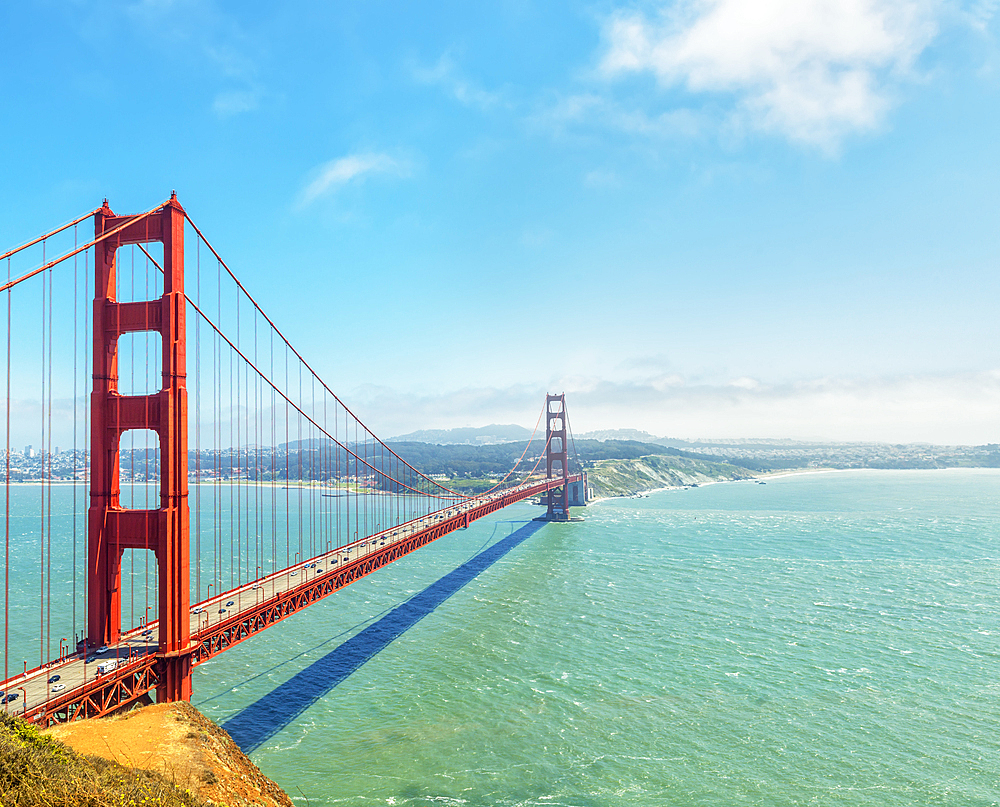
(52, 683, 65, 693)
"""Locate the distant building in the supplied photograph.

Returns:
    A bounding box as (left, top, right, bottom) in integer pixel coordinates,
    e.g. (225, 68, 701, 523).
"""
(25, 445, 34, 458)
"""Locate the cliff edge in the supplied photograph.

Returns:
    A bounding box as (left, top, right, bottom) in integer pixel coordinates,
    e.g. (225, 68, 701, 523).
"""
(42, 701, 292, 807)
(587, 454, 756, 499)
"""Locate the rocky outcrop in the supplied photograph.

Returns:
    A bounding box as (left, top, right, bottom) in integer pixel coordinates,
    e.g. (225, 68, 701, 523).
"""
(44, 702, 292, 807)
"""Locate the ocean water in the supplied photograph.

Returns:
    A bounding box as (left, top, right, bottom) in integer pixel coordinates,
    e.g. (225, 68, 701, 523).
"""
(186, 469, 1000, 806)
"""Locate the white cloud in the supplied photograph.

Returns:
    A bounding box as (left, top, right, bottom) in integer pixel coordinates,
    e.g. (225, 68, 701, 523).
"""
(349, 370, 1000, 445)
(565, 371, 1000, 444)
(411, 54, 504, 110)
(966, 0, 999, 31)
(298, 153, 407, 207)
(600, 0, 940, 148)
(535, 92, 703, 139)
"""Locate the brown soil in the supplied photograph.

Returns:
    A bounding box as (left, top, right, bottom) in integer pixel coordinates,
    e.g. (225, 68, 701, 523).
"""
(44, 701, 292, 807)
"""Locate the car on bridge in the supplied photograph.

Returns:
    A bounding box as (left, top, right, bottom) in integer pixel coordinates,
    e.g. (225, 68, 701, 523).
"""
(2, 693, 19, 704)
(48, 674, 60, 684)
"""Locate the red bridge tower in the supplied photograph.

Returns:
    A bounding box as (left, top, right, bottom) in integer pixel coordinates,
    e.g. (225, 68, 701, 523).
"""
(545, 393, 570, 521)
(88, 194, 193, 702)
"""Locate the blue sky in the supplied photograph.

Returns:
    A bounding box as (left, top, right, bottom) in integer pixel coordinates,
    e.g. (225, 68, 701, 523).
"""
(2, 0, 1000, 443)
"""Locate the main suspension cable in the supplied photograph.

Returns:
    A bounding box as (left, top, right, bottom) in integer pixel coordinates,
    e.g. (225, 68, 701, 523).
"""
(182, 213, 464, 498)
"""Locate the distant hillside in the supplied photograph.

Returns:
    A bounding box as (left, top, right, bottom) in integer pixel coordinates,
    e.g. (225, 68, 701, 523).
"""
(577, 428, 663, 443)
(387, 424, 531, 445)
(587, 455, 756, 499)
(387, 438, 696, 477)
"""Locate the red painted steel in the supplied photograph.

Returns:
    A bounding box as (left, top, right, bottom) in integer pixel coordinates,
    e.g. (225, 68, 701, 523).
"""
(30, 657, 159, 728)
(16, 474, 581, 724)
(545, 393, 570, 520)
(2, 200, 587, 723)
(187, 474, 579, 666)
(88, 195, 193, 703)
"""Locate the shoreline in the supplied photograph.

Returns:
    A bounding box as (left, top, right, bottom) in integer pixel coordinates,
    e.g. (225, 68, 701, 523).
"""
(585, 465, 1000, 506)
(586, 477, 733, 506)
(7, 465, 1000, 491)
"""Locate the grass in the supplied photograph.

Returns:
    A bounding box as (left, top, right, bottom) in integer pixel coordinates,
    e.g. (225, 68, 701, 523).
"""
(0, 712, 206, 807)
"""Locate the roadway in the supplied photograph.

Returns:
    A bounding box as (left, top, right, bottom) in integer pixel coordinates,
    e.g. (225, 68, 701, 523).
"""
(0, 475, 566, 719)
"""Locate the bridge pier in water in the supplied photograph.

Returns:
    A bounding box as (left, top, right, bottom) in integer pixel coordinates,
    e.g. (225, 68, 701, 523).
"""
(88, 195, 193, 703)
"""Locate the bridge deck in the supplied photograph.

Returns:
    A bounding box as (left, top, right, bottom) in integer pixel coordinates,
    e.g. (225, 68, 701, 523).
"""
(1, 474, 581, 725)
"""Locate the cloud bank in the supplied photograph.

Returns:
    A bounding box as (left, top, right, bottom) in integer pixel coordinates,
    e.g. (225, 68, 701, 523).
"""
(353, 370, 1000, 446)
(599, 0, 939, 148)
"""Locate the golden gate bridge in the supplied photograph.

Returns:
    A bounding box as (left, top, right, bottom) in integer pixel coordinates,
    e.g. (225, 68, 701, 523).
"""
(0, 194, 586, 726)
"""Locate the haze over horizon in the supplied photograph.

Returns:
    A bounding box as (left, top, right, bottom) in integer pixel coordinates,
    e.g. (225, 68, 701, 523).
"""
(2, 1, 998, 445)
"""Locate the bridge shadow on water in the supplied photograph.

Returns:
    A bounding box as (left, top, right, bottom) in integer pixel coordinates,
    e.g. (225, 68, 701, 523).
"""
(222, 518, 546, 752)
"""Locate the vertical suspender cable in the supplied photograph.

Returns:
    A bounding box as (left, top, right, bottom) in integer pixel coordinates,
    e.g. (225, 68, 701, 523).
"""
(72, 227, 78, 645)
(218, 276, 224, 592)
(363, 431, 368, 539)
(308, 376, 313, 558)
(144, 240, 150, 630)
(245, 307, 250, 580)
(228, 294, 233, 589)
(353, 417, 358, 543)
(323, 392, 327, 553)
(83, 248, 89, 651)
(228, 278, 234, 589)
(335, 398, 340, 550)
(195, 234, 201, 604)
(235, 288, 241, 587)
(5, 253, 11, 683)
(129, 246, 135, 629)
(272, 328, 276, 575)
(297, 362, 303, 564)
(213, 255, 218, 598)
(46, 239, 54, 666)
(39, 241, 46, 667)
(285, 343, 290, 568)
(254, 306, 260, 580)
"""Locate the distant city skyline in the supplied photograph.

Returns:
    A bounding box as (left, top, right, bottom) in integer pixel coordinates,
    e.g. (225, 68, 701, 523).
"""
(2, 1, 998, 444)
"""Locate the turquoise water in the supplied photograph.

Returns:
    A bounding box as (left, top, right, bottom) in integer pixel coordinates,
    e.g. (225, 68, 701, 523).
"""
(0, 481, 443, 667)
(186, 469, 1000, 806)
